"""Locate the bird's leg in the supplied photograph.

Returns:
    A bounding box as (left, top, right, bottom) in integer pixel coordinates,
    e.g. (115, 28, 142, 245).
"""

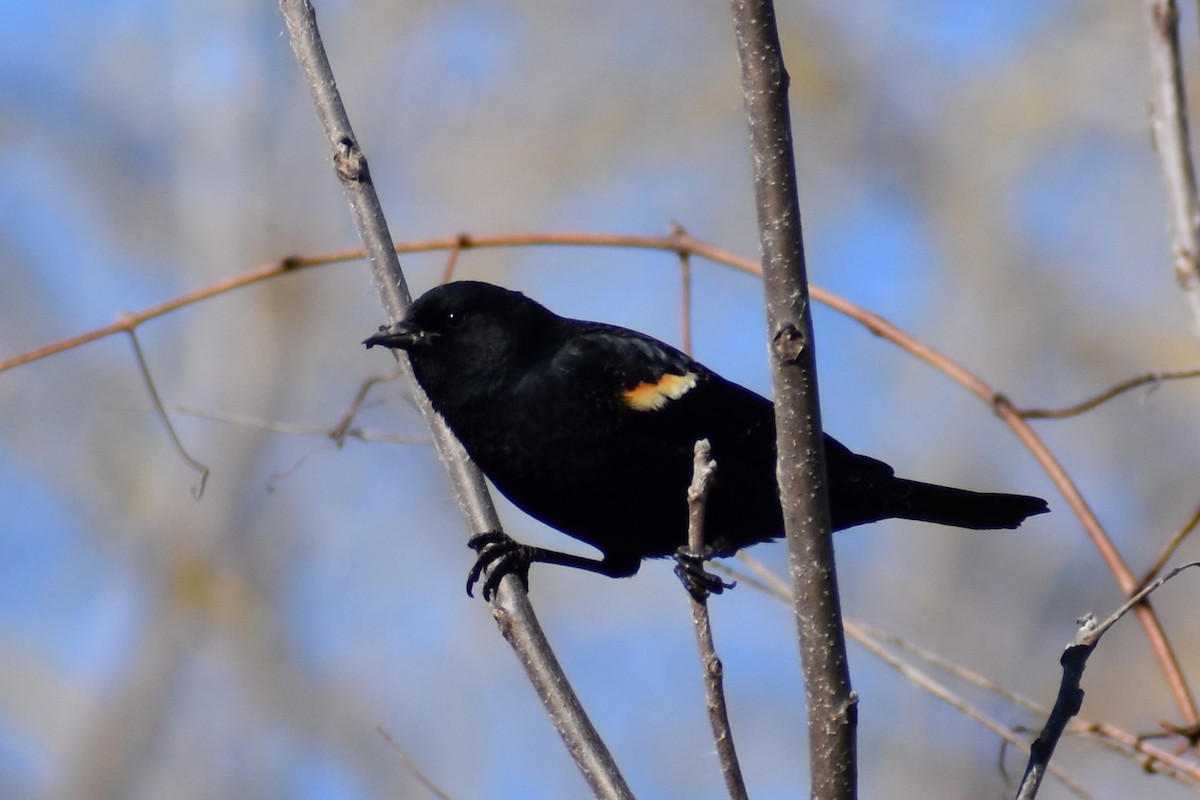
(466, 531, 641, 600)
(672, 545, 736, 602)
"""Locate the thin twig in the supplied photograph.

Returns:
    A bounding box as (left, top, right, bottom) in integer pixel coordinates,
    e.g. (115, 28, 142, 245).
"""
(671, 221, 694, 355)
(1080, 720, 1200, 786)
(439, 234, 467, 285)
(172, 406, 426, 446)
(276, 4, 633, 798)
(683, 440, 748, 800)
(1088, 562, 1200, 653)
(1016, 368, 1200, 419)
(328, 369, 404, 447)
(728, 2, 854, 797)
(1016, 562, 1200, 799)
(0, 232, 749, 376)
(1143, 0, 1200, 333)
(852, 619, 1045, 715)
(125, 325, 210, 498)
(376, 726, 456, 800)
(1137, 501, 1200, 590)
(0, 252, 332, 374)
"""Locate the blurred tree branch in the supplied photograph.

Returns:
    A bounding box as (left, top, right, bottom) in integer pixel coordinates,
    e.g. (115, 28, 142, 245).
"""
(1143, 0, 1200, 334)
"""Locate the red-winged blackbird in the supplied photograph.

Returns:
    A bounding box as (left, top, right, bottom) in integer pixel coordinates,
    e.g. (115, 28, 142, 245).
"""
(365, 281, 1048, 599)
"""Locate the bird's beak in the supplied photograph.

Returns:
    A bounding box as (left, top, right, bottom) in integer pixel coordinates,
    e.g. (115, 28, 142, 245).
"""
(363, 321, 427, 350)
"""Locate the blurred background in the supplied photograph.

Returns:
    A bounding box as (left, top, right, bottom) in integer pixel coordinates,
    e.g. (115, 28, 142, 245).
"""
(2, 1, 1199, 797)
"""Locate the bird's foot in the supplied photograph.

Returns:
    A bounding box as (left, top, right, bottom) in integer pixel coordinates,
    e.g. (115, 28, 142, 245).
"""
(673, 546, 736, 603)
(466, 531, 532, 601)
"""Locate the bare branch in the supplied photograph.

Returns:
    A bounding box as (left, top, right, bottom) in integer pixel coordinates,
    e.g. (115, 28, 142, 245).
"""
(1016, 368, 1200, 419)
(1089, 561, 1200, 643)
(0, 250, 351, 374)
(438, 234, 468, 285)
(171, 406, 426, 446)
(1016, 562, 1200, 799)
(328, 369, 405, 447)
(727, 2, 854, 797)
(125, 325, 210, 498)
(276, 4, 632, 797)
(376, 726, 456, 800)
(681, 440, 748, 800)
(1143, 0, 1200, 333)
(670, 221, 694, 355)
(0, 230, 755, 378)
(1137, 502, 1200, 589)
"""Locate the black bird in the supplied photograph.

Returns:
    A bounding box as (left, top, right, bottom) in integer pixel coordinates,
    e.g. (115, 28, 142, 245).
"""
(365, 281, 1047, 599)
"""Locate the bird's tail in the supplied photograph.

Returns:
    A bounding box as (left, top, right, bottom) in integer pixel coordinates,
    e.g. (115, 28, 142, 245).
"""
(884, 478, 1049, 530)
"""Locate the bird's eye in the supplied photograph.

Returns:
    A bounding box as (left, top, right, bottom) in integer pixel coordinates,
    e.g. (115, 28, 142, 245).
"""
(444, 309, 466, 330)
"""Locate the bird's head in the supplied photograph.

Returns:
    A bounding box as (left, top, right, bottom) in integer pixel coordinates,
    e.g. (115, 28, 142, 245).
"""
(364, 281, 555, 401)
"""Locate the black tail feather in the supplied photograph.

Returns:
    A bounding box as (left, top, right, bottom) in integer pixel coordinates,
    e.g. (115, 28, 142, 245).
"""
(825, 437, 1048, 532)
(884, 478, 1049, 530)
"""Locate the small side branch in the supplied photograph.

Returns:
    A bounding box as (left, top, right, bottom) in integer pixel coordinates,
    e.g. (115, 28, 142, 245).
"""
(670, 221, 695, 355)
(125, 325, 210, 498)
(1016, 368, 1200, 419)
(681, 440, 748, 800)
(1016, 562, 1200, 799)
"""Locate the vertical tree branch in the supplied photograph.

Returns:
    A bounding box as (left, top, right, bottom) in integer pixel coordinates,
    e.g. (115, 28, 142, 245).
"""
(727, 2, 856, 798)
(277, 3, 633, 797)
(1144, 0, 1200, 333)
(684, 441, 749, 800)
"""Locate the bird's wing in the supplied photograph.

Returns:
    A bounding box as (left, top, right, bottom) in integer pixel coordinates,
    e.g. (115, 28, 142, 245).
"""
(545, 322, 775, 448)
(545, 322, 702, 407)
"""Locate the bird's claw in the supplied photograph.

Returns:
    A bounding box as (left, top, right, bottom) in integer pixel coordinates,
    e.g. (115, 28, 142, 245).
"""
(466, 531, 531, 601)
(673, 546, 735, 602)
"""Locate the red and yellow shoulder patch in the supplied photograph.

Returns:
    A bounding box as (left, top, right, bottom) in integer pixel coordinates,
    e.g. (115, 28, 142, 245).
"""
(621, 371, 698, 411)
